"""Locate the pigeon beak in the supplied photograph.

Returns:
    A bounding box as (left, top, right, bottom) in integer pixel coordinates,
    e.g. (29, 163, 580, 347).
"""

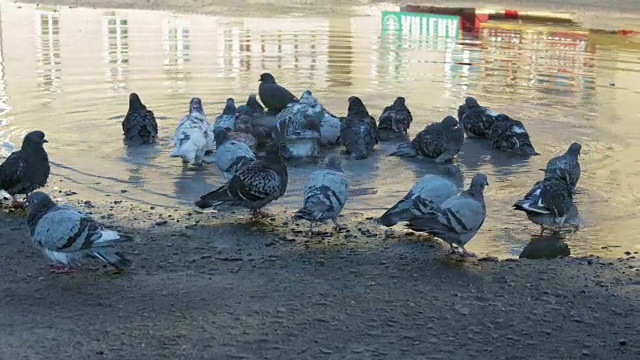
(42, 139, 49, 143)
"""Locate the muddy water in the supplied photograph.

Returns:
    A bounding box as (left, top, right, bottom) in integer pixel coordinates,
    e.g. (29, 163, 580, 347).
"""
(1, 1, 639, 258)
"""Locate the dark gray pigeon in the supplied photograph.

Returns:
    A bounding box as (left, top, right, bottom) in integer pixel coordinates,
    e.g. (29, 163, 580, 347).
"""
(212, 127, 257, 181)
(26, 191, 133, 274)
(379, 164, 464, 227)
(339, 96, 380, 160)
(404, 173, 489, 257)
(457, 96, 500, 138)
(236, 94, 265, 118)
(543, 142, 581, 193)
(487, 114, 539, 155)
(378, 97, 413, 141)
(258, 73, 298, 114)
(122, 93, 158, 145)
(195, 138, 288, 219)
(390, 116, 465, 163)
(213, 98, 237, 131)
(293, 155, 350, 232)
(0, 130, 50, 208)
(513, 169, 578, 235)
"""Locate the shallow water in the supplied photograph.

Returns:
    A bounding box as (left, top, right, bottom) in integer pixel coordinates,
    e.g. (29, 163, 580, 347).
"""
(1, 1, 640, 258)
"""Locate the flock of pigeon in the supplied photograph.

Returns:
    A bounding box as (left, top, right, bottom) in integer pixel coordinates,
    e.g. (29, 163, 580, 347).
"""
(0, 72, 582, 273)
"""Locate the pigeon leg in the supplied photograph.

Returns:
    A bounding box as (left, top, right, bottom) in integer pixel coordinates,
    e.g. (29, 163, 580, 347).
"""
(459, 246, 476, 258)
(539, 226, 546, 236)
(11, 196, 26, 209)
(331, 218, 346, 232)
(49, 264, 75, 274)
(250, 209, 270, 219)
(448, 243, 458, 254)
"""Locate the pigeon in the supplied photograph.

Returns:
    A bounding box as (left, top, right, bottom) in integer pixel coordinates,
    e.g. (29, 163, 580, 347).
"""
(122, 92, 158, 145)
(212, 127, 257, 181)
(513, 169, 577, 235)
(0, 130, 50, 208)
(378, 164, 464, 227)
(543, 142, 581, 193)
(258, 73, 298, 114)
(404, 173, 489, 257)
(275, 90, 323, 159)
(390, 116, 465, 163)
(320, 110, 342, 146)
(195, 138, 288, 218)
(213, 98, 237, 131)
(236, 94, 265, 118)
(169, 97, 215, 166)
(229, 115, 258, 152)
(339, 96, 380, 160)
(293, 155, 350, 232)
(457, 96, 499, 138)
(26, 191, 133, 274)
(487, 115, 539, 155)
(378, 96, 413, 141)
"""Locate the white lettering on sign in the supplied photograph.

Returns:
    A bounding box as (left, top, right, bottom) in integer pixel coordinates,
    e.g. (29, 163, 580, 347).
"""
(400, 15, 457, 37)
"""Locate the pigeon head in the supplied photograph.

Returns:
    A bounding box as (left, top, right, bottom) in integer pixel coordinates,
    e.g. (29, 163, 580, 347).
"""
(189, 97, 204, 115)
(213, 126, 231, 145)
(300, 90, 318, 106)
(26, 191, 56, 213)
(246, 94, 262, 109)
(128, 93, 146, 112)
(468, 173, 489, 195)
(441, 116, 459, 128)
(325, 155, 343, 172)
(567, 142, 581, 157)
(464, 97, 479, 108)
(259, 73, 276, 84)
(22, 130, 48, 149)
(393, 97, 406, 106)
(347, 96, 370, 118)
(222, 98, 236, 116)
(443, 164, 464, 188)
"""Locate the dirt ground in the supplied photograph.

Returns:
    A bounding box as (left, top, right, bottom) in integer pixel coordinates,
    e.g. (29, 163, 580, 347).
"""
(0, 183, 638, 360)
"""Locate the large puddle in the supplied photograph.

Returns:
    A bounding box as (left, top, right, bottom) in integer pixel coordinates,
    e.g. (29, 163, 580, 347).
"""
(1, 1, 640, 258)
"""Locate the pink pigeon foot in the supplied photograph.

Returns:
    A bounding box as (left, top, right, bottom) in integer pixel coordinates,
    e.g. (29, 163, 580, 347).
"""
(49, 264, 75, 274)
(250, 209, 270, 219)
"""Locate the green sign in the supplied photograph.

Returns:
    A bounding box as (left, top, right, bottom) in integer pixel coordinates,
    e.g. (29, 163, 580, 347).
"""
(381, 11, 460, 38)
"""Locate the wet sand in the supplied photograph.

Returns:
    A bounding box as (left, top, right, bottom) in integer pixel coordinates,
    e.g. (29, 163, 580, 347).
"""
(0, 1, 639, 359)
(1, 182, 639, 359)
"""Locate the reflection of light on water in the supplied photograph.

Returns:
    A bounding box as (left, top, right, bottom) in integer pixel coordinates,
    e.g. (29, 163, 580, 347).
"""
(34, 8, 61, 97)
(102, 14, 129, 93)
(162, 17, 190, 93)
(0, 8, 11, 121)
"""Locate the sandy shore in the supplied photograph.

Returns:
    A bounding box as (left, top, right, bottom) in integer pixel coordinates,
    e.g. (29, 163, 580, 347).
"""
(1, 182, 638, 359)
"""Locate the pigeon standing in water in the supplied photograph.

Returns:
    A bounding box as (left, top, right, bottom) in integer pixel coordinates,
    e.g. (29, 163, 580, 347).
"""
(212, 127, 257, 181)
(195, 138, 288, 219)
(378, 96, 413, 141)
(543, 142, 581, 193)
(0, 130, 50, 208)
(236, 94, 265, 118)
(170, 97, 215, 166)
(339, 96, 379, 160)
(26, 191, 133, 274)
(457, 96, 499, 139)
(293, 155, 350, 233)
(276, 90, 323, 159)
(122, 93, 158, 145)
(390, 116, 465, 163)
(228, 114, 258, 152)
(513, 169, 577, 235)
(258, 73, 298, 114)
(487, 115, 539, 155)
(379, 164, 463, 227)
(213, 98, 237, 131)
(405, 173, 489, 257)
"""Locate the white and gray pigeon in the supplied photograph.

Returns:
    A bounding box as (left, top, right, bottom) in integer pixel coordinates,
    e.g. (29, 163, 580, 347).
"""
(543, 142, 581, 193)
(293, 155, 350, 232)
(379, 164, 464, 227)
(275, 90, 323, 159)
(390, 116, 465, 163)
(0, 130, 50, 208)
(170, 97, 215, 166)
(513, 169, 578, 235)
(213, 98, 237, 131)
(25, 191, 133, 274)
(377, 96, 413, 141)
(339, 96, 380, 160)
(457, 96, 500, 138)
(404, 173, 489, 257)
(319, 110, 342, 146)
(195, 139, 288, 219)
(212, 127, 257, 181)
(488, 114, 539, 155)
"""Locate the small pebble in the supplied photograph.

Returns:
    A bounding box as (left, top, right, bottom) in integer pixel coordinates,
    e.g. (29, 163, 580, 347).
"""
(618, 338, 627, 346)
(581, 349, 590, 356)
(155, 220, 168, 226)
